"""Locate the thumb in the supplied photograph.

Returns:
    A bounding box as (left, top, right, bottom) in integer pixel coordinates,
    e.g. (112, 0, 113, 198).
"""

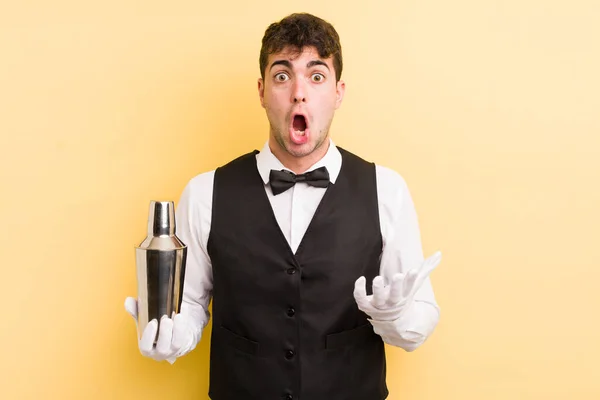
(124, 297, 138, 321)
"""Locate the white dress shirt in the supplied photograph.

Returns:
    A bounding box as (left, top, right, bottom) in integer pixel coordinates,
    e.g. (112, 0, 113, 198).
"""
(175, 139, 440, 352)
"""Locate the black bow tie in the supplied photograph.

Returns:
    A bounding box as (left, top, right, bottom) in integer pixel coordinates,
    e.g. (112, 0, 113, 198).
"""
(269, 166, 330, 195)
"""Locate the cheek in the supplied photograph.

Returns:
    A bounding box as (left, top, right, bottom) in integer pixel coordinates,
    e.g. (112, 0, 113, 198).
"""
(263, 101, 286, 125)
(264, 92, 288, 114)
(313, 95, 337, 118)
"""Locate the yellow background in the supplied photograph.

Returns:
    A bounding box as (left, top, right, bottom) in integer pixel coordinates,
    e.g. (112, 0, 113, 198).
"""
(1, 0, 599, 399)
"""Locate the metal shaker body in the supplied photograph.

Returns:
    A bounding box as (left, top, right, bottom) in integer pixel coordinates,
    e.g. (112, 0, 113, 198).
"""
(135, 201, 187, 341)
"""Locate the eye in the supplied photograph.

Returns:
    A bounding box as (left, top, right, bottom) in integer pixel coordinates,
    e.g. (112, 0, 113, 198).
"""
(311, 73, 325, 83)
(275, 72, 289, 82)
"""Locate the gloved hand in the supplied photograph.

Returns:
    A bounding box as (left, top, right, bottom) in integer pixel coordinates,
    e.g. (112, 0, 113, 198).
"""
(124, 297, 198, 364)
(353, 251, 441, 322)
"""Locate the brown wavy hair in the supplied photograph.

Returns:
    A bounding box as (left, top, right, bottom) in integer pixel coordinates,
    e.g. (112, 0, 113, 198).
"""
(259, 13, 343, 82)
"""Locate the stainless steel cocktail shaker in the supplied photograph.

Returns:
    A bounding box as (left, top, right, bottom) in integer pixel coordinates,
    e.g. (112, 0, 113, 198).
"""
(135, 201, 187, 343)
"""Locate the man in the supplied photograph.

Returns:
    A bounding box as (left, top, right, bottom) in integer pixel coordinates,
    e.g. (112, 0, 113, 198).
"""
(125, 12, 441, 400)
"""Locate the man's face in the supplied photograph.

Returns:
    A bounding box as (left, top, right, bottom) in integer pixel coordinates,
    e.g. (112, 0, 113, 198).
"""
(258, 46, 345, 160)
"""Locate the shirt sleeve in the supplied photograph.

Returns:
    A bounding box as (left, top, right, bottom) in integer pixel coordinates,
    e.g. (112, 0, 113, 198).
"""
(371, 165, 440, 351)
(175, 171, 215, 347)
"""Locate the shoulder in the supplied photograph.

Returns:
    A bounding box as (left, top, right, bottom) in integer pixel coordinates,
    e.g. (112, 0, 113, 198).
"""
(337, 146, 410, 194)
(374, 164, 413, 208)
(375, 164, 409, 189)
(180, 149, 260, 201)
(187, 169, 216, 190)
(179, 170, 216, 209)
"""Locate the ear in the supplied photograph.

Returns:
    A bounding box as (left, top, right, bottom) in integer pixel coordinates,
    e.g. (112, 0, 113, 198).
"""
(258, 78, 265, 108)
(335, 79, 346, 109)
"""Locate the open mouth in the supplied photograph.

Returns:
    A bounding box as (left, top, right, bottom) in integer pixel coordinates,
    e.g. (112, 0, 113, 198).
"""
(290, 114, 309, 145)
(293, 114, 307, 134)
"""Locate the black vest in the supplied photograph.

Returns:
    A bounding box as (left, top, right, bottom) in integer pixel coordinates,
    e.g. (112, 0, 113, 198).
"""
(206, 147, 388, 400)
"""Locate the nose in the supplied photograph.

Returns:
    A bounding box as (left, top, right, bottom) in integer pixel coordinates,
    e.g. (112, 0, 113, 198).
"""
(291, 79, 307, 103)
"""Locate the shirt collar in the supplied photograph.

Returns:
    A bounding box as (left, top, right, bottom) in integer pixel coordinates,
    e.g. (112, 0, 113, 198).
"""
(256, 138, 342, 185)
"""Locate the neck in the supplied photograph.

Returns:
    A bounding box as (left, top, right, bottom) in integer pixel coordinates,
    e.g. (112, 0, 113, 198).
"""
(269, 138, 330, 174)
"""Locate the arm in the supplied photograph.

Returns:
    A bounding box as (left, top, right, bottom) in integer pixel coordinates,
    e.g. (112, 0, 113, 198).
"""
(125, 171, 215, 362)
(355, 166, 441, 351)
(175, 171, 215, 350)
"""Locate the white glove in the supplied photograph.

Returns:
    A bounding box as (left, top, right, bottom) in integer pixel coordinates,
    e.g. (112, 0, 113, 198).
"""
(354, 251, 441, 322)
(124, 297, 198, 364)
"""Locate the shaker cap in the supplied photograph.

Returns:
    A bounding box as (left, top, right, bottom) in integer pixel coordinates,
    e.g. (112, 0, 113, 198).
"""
(148, 201, 176, 237)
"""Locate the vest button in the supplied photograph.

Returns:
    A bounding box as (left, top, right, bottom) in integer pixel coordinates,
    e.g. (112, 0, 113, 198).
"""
(285, 350, 295, 359)
(286, 267, 297, 275)
(286, 307, 295, 317)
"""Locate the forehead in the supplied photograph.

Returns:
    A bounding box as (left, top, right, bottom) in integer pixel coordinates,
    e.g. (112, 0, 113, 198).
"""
(267, 45, 334, 68)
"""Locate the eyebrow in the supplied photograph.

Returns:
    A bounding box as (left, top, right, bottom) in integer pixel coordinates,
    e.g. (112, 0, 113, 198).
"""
(269, 59, 330, 72)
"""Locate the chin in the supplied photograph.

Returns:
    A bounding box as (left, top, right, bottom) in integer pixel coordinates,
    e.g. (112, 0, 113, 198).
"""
(285, 142, 316, 158)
